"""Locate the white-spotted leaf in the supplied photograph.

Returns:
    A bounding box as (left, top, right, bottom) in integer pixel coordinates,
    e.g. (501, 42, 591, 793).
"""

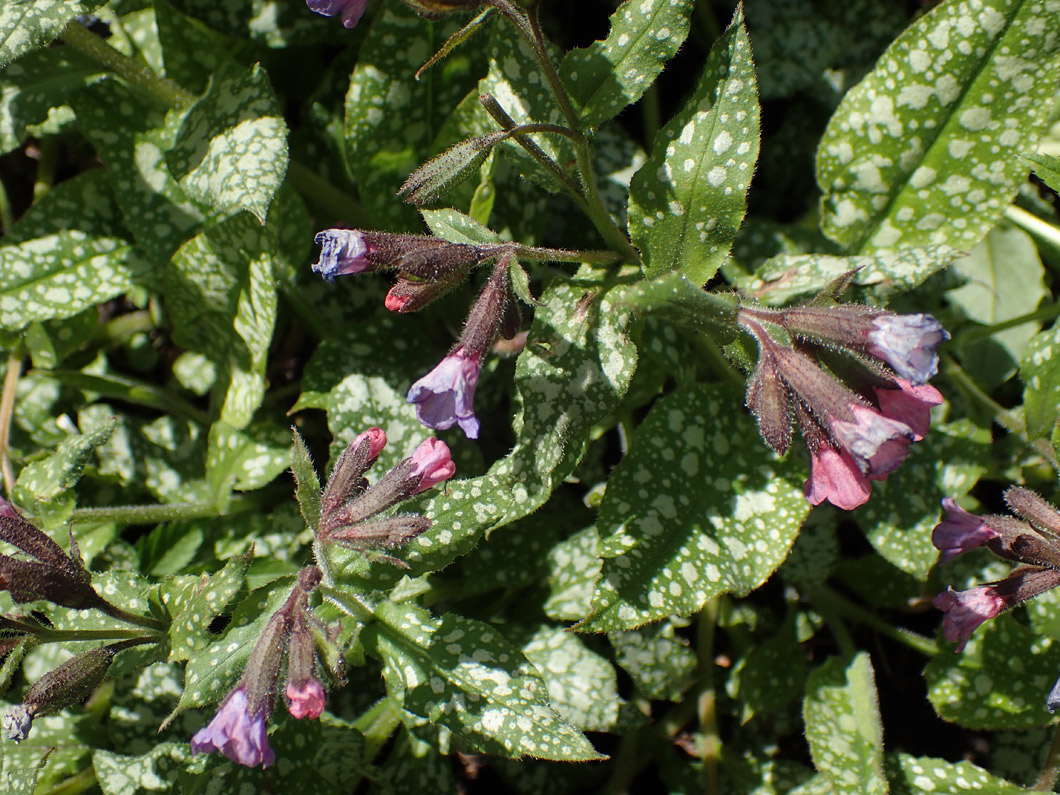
(166, 554, 250, 662)
(579, 385, 810, 632)
(627, 6, 760, 284)
(0, 0, 102, 67)
(817, 0, 1060, 253)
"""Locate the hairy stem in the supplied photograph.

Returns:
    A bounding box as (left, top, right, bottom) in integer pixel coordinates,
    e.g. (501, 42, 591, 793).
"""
(70, 495, 260, 525)
(1035, 720, 1060, 792)
(808, 584, 939, 657)
(0, 352, 22, 496)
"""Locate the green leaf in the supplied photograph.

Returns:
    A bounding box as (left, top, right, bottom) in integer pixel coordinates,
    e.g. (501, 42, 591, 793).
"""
(205, 421, 290, 495)
(543, 526, 601, 621)
(94, 743, 191, 795)
(884, 753, 1027, 794)
(620, 271, 739, 336)
(1024, 152, 1060, 194)
(1021, 324, 1060, 442)
(291, 429, 322, 533)
(609, 620, 697, 702)
(925, 615, 1060, 729)
(949, 226, 1045, 367)
(166, 63, 288, 224)
(0, 45, 101, 154)
(803, 653, 887, 795)
(817, 0, 1060, 253)
(728, 616, 807, 723)
(14, 415, 117, 504)
(0, 1, 103, 67)
(578, 385, 810, 632)
(165, 554, 250, 662)
(70, 80, 213, 262)
(343, 6, 482, 228)
(169, 578, 291, 719)
(735, 245, 960, 306)
(370, 602, 602, 761)
(857, 420, 990, 579)
(164, 211, 279, 429)
(421, 207, 502, 246)
(521, 626, 621, 732)
(628, 6, 760, 284)
(0, 232, 151, 332)
(559, 0, 695, 128)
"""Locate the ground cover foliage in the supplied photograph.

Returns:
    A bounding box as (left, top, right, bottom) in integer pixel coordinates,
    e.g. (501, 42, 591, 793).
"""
(0, 0, 1058, 792)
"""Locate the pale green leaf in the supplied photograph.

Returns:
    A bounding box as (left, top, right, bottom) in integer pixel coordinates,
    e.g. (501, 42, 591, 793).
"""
(0, 0, 103, 67)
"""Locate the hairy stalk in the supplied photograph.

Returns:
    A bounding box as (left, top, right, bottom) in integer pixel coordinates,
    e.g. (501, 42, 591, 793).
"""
(352, 697, 402, 763)
(287, 161, 371, 228)
(511, 244, 622, 265)
(34, 627, 160, 643)
(97, 604, 167, 632)
(0, 174, 13, 232)
(696, 600, 720, 795)
(70, 494, 260, 525)
(952, 301, 1060, 345)
(1006, 204, 1060, 253)
(808, 584, 939, 657)
(0, 352, 21, 496)
(1035, 720, 1060, 792)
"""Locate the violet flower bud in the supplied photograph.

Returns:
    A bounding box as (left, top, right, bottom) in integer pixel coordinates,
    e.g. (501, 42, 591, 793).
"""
(866, 314, 948, 384)
(932, 498, 998, 564)
(305, 0, 368, 28)
(409, 438, 455, 493)
(190, 684, 275, 768)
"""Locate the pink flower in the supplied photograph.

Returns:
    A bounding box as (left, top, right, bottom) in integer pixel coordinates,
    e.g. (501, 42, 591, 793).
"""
(867, 314, 948, 384)
(874, 379, 943, 441)
(353, 426, 387, 460)
(190, 686, 274, 768)
(286, 679, 326, 720)
(932, 498, 997, 564)
(312, 229, 371, 280)
(305, 0, 367, 28)
(406, 346, 482, 439)
(385, 288, 411, 312)
(934, 586, 1006, 652)
(409, 438, 455, 493)
(804, 444, 871, 510)
(828, 404, 914, 479)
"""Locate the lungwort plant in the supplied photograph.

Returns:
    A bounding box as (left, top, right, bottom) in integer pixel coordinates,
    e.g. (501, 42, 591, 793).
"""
(0, 0, 1058, 792)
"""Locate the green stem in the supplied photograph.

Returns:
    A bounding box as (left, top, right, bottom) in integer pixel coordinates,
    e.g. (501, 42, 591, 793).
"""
(642, 85, 661, 145)
(279, 281, 330, 341)
(952, 302, 1060, 345)
(320, 585, 375, 624)
(0, 351, 22, 496)
(93, 310, 155, 348)
(691, 333, 745, 390)
(809, 584, 939, 657)
(69, 494, 260, 525)
(286, 160, 371, 228)
(1006, 204, 1060, 253)
(0, 173, 13, 232)
(352, 697, 402, 763)
(501, 122, 584, 145)
(696, 601, 720, 795)
(511, 244, 622, 265)
(32, 369, 210, 426)
(808, 587, 856, 659)
(41, 767, 98, 795)
(33, 137, 58, 201)
(943, 354, 1060, 474)
(59, 21, 195, 108)
(34, 627, 159, 643)
(1034, 719, 1060, 792)
(98, 604, 167, 632)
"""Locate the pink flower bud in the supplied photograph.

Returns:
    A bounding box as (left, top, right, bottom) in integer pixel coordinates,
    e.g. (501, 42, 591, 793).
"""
(409, 438, 455, 493)
(353, 427, 387, 460)
(286, 679, 327, 720)
(932, 498, 997, 564)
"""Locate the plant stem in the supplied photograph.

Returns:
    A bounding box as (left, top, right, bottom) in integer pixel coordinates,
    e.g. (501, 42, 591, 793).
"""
(69, 495, 259, 525)
(0, 352, 21, 496)
(512, 244, 622, 265)
(279, 281, 330, 341)
(808, 586, 856, 659)
(696, 600, 720, 795)
(286, 160, 372, 228)
(691, 333, 745, 390)
(352, 697, 402, 762)
(43, 767, 98, 795)
(0, 173, 14, 232)
(93, 310, 156, 348)
(943, 353, 1060, 474)
(952, 301, 1060, 345)
(1035, 720, 1060, 792)
(809, 584, 939, 657)
(34, 627, 159, 643)
(98, 604, 168, 632)
(320, 585, 375, 624)
(33, 137, 58, 201)
(1006, 204, 1060, 253)
(59, 21, 196, 108)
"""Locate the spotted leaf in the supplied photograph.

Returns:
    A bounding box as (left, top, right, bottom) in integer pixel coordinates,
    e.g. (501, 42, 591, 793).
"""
(817, 0, 1060, 253)
(628, 5, 760, 284)
(884, 753, 1027, 794)
(370, 601, 602, 761)
(1021, 324, 1060, 442)
(166, 63, 288, 224)
(1024, 152, 1060, 195)
(804, 654, 887, 794)
(0, 0, 103, 67)
(578, 385, 810, 632)
(166, 553, 250, 662)
(559, 0, 695, 128)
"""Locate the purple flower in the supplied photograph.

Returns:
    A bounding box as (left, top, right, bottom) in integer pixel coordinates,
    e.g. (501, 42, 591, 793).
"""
(409, 438, 455, 493)
(804, 444, 871, 510)
(866, 314, 948, 385)
(312, 229, 371, 280)
(828, 404, 914, 479)
(406, 346, 482, 439)
(190, 686, 274, 769)
(305, 0, 367, 27)
(874, 379, 943, 441)
(286, 679, 326, 720)
(932, 498, 997, 564)
(934, 585, 1006, 652)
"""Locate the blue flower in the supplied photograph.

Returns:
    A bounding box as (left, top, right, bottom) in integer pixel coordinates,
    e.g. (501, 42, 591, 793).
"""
(407, 346, 482, 439)
(190, 685, 274, 769)
(866, 314, 948, 384)
(312, 229, 371, 280)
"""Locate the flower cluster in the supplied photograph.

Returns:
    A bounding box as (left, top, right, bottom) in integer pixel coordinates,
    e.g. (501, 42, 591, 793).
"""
(739, 303, 947, 510)
(313, 229, 518, 440)
(932, 488, 1060, 657)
